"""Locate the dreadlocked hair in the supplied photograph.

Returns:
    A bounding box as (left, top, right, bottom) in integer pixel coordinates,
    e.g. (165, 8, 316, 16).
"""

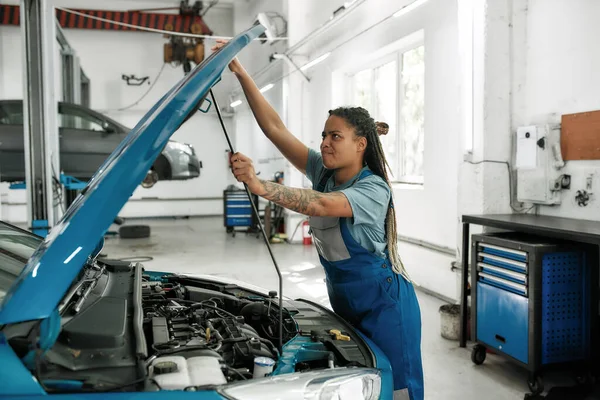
(328, 107, 406, 276)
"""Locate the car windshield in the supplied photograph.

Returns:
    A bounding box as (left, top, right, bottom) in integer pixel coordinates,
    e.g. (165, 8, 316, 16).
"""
(0, 222, 41, 301)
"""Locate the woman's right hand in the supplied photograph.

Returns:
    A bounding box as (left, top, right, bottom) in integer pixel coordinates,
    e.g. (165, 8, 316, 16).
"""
(211, 39, 243, 75)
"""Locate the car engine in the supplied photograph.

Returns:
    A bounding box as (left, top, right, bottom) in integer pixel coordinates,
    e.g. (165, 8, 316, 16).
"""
(141, 277, 295, 387)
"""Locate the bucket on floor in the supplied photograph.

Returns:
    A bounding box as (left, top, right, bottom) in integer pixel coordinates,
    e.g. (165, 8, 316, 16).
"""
(439, 304, 462, 340)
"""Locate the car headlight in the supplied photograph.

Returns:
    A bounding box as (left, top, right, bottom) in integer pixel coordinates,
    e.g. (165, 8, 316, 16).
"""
(169, 142, 194, 156)
(220, 368, 381, 400)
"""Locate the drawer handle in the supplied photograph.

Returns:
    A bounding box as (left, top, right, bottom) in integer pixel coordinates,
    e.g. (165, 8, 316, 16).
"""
(495, 334, 506, 344)
(478, 272, 528, 296)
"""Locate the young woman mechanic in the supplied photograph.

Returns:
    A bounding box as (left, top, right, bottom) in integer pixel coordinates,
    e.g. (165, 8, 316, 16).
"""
(213, 40, 424, 400)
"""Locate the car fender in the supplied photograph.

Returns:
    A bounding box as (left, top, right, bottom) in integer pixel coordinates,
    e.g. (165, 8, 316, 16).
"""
(158, 145, 175, 168)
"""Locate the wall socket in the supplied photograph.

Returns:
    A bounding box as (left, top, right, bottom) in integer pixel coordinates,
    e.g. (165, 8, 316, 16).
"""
(585, 171, 594, 193)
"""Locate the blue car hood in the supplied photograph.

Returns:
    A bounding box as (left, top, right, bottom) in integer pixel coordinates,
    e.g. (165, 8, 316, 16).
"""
(0, 25, 265, 325)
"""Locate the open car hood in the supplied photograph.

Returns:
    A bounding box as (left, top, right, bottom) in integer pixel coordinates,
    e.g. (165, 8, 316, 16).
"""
(0, 25, 265, 325)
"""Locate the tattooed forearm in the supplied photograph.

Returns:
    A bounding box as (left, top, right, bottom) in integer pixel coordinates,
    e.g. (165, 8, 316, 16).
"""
(257, 180, 348, 216)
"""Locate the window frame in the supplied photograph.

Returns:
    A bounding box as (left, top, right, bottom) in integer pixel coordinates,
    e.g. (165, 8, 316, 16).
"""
(58, 104, 117, 134)
(346, 32, 425, 185)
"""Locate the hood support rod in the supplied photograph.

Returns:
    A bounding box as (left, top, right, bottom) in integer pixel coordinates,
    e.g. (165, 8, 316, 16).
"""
(209, 89, 284, 352)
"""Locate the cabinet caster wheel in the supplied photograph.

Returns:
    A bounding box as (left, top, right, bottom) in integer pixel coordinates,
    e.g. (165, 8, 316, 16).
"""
(528, 375, 544, 395)
(574, 371, 595, 385)
(471, 345, 486, 365)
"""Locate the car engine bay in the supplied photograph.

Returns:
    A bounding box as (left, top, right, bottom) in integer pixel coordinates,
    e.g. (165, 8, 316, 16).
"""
(3, 258, 374, 393)
(141, 276, 296, 388)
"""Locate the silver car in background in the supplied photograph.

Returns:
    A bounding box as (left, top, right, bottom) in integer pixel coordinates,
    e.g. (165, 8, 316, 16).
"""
(0, 100, 202, 188)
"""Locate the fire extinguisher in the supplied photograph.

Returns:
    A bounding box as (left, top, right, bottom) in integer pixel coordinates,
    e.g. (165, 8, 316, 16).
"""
(302, 219, 312, 245)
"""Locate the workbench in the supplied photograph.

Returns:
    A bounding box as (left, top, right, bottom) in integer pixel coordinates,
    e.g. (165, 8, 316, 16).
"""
(459, 213, 600, 348)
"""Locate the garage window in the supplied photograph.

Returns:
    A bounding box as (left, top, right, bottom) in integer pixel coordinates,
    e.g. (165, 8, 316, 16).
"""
(352, 44, 425, 184)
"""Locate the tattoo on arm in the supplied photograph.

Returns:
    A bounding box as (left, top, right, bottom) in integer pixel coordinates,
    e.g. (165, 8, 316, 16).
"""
(258, 180, 347, 216)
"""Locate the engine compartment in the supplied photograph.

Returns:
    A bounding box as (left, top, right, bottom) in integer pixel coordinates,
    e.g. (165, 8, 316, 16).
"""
(141, 277, 295, 385)
(4, 262, 373, 393)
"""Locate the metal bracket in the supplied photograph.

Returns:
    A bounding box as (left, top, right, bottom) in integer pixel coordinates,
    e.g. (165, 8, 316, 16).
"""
(9, 182, 26, 190)
(199, 98, 212, 113)
(271, 53, 310, 83)
(31, 220, 49, 237)
(60, 174, 87, 191)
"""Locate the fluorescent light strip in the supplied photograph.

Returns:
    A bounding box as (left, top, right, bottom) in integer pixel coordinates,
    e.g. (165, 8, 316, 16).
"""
(230, 100, 243, 108)
(393, 0, 429, 18)
(300, 52, 331, 71)
(259, 83, 274, 93)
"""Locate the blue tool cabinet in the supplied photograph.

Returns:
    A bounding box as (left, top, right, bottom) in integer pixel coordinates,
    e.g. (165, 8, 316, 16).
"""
(470, 232, 597, 395)
(223, 189, 258, 237)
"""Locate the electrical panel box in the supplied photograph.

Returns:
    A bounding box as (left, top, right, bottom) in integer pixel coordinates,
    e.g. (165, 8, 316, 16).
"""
(517, 124, 567, 205)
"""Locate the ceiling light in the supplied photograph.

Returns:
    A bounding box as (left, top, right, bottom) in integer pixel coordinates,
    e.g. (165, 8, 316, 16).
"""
(300, 52, 331, 72)
(393, 0, 429, 18)
(259, 83, 274, 93)
(230, 100, 242, 108)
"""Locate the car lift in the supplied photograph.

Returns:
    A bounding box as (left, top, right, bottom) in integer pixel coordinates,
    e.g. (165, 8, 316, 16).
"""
(21, 0, 62, 238)
(10, 174, 86, 202)
(19, 0, 88, 237)
(11, 174, 122, 236)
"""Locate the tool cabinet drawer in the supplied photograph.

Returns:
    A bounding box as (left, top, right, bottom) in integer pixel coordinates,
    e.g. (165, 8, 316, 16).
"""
(223, 189, 257, 229)
(477, 281, 529, 364)
(477, 244, 528, 274)
(225, 206, 252, 216)
(478, 262, 527, 285)
(226, 199, 251, 206)
(226, 217, 253, 227)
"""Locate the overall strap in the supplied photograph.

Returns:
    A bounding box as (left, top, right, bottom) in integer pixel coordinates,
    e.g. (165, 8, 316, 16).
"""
(358, 169, 374, 180)
(316, 169, 335, 192)
(317, 168, 374, 192)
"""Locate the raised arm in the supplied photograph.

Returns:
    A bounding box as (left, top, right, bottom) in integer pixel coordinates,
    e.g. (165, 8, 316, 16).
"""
(213, 40, 309, 174)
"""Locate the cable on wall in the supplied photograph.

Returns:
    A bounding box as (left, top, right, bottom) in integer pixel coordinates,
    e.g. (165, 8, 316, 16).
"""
(54, 7, 288, 41)
(464, 160, 535, 214)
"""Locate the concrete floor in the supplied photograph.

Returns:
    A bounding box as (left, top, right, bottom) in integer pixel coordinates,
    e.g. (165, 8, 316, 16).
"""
(103, 217, 549, 399)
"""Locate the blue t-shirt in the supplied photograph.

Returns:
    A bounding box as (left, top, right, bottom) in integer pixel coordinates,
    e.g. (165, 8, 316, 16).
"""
(306, 149, 390, 258)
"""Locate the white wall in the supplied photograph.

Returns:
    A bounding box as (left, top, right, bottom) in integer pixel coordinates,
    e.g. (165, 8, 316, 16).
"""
(279, 0, 461, 299)
(461, 0, 600, 226)
(515, 0, 600, 220)
(0, 0, 238, 221)
(230, 0, 287, 182)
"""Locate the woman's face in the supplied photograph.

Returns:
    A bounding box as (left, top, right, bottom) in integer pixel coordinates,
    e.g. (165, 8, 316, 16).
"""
(320, 115, 366, 169)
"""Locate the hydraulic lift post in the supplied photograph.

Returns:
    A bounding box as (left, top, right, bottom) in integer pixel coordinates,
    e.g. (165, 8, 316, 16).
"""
(21, 0, 61, 236)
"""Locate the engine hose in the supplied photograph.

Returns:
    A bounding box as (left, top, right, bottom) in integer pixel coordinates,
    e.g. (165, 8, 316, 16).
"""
(153, 345, 210, 357)
(258, 337, 280, 357)
(209, 342, 223, 352)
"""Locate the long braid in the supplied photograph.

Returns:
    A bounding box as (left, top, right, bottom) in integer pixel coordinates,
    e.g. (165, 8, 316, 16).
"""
(328, 107, 407, 277)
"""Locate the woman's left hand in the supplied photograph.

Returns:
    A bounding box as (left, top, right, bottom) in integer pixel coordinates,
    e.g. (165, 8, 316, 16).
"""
(230, 152, 263, 194)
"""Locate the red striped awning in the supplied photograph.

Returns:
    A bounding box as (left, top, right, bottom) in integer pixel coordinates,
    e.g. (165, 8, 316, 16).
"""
(0, 4, 212, 36)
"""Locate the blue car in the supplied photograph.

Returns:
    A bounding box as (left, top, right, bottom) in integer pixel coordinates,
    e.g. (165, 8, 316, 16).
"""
(0, 25, 393, 400)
